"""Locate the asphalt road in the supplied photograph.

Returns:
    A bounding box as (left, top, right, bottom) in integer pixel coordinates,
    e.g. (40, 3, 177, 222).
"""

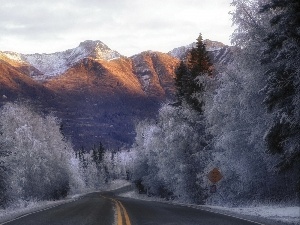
(1, 189, 265, 225)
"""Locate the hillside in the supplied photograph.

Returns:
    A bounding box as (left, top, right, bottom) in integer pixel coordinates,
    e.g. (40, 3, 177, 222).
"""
(0, 53, 52, 104)
(0, 40, 233, 149)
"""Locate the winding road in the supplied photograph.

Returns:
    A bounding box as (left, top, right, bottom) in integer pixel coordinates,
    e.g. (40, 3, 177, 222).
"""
(1, 188, 268, 225)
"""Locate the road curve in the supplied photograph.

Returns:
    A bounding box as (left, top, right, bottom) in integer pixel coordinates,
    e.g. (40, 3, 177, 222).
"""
(2, 189, 266, 225)
(113, 195, 263, 225)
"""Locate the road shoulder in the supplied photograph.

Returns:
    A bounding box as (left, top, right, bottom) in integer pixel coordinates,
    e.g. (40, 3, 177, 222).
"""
(119, 190, 299, 225)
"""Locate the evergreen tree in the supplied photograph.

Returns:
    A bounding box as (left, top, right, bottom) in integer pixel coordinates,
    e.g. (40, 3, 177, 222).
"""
(92, 142, 110, 183)
(92, 142, 105, 166)
(174, 34, 212, 112)
(175, 61, 189, 103)
(188, 34, 213, 112)
(261, 0, 300, 172)
(189, 35, 213, 78)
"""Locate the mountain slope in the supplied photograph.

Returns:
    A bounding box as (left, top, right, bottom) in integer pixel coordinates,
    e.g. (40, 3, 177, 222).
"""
(45, 51, 179, 99)
(131, 51, 179, 99)
(0, 53, 52, 104)
(43, 51, 179, 148)
(2, 40, 122, 81)
(45, 57, 144, 97)
(0, 39, 231, 149)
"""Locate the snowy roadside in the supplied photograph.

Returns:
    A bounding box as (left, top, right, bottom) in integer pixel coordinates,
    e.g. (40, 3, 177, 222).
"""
(0, 180, 131, 224)
(1, 180, 298, 225)
(119, 190, 300, 225)
(205, 205, 300, 225)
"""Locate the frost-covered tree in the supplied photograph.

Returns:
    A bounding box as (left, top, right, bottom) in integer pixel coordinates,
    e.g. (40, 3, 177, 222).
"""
(0, 102, 85, 205)
(0, 129, 10, 206)
(204, 59, 279, 204)
(131, 104, 210, 203)
(76, 147, 107, 190)
(104, 150, 129, 181)
(230, 0, 270, 47)
(130, 0, 299, 205)
(131, 119, 166, 196)
(208, 0, 274, 203)
(75, 142, 128, 190)
(201, 0, 298, 204)
(260, 0, 300, 173)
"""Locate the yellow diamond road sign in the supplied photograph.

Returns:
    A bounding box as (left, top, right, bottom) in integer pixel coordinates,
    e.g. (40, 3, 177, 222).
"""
(208, 168, 223, 184)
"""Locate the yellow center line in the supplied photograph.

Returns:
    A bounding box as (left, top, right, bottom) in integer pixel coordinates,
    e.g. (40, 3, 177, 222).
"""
(114, 199, 123, 225)
(119, 201, 131, 225)
(101, 195, 131, 225)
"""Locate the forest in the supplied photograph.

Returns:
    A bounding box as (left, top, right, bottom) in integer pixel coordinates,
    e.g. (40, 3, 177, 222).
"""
(128, 0, 300, 205)
(0, 102, 127, 207)
(0, 0, 299, 209)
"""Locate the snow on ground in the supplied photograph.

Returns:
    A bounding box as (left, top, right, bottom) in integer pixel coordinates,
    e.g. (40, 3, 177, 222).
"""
(206, 205, 300, 225)
(120, 190, 166, 202)
(103, 179, 132, 191)
(1, 180, 298, 225)
(119, 189, 300, 225)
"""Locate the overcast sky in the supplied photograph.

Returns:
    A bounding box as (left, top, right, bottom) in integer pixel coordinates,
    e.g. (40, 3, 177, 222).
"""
(0, 0, 234, 57)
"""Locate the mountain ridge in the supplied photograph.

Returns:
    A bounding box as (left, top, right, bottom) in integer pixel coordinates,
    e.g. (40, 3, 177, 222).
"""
(1, 40, 122, 81)
(0, 39, 233, 149)
(1, 39, 230, 80)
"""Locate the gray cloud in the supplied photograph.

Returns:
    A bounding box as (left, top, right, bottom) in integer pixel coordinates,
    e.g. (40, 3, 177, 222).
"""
(0, 0, 234, 56)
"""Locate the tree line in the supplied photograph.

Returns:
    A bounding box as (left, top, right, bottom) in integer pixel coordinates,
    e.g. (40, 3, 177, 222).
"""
(0, 0, 298, 208)
(128, 0, 299, 205)
(0, 102, 128, 208)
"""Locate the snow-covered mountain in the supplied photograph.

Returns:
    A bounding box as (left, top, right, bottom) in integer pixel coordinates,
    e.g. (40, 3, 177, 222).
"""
(168, 42, 196, 60)
(129, 51, 178, 98)
(1, 39, 233, 82)
(0, 51, 24, 62)
(25, 40, 121, 80)
(168, 39, 234, 65)
(1, 40, 122, 81)
(168, 39, 225, 59)
(0, 39, 232, 149)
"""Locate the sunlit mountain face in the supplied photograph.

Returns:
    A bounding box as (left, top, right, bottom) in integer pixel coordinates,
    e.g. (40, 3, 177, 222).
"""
(0, 40, 233, 149)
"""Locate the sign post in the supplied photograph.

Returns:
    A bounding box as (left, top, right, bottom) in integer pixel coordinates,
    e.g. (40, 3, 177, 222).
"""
(207, 168, 223, 193)
(210, 184, 217, 193)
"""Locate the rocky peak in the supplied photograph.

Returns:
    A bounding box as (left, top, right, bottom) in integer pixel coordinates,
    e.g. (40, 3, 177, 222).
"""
(19, 40, 122, 80)
(0, 51, 24, 63)
(204, 39, 226, 51)
(79, 40, 106, 48)
(168, 39, 234, 66)
(77, 40, 121, 60)
(168, 39, 227, 60)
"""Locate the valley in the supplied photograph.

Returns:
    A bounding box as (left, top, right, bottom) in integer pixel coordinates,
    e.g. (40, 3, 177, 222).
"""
(0, 40, 232, 149)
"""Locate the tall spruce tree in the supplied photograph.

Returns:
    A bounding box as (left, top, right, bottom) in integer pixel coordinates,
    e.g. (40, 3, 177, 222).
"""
(175, 34, 212, 112)
(175, 61, 189, 103)
(92, 142, 105, 167)
(261, 0, 300, 172)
